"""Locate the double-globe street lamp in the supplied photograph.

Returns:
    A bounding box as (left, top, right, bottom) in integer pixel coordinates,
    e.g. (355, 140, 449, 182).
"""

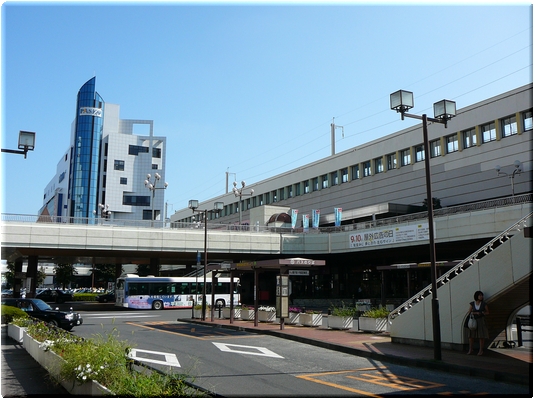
(495, 160, 522, 197)
(144, 173, 168, 227)
(232, 181, 254, 227)
(188, 200, 224, 321)
(390, 90, 456, 361)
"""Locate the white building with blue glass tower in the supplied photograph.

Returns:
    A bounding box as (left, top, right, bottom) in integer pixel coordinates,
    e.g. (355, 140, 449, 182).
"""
(41, 77, 167, 224)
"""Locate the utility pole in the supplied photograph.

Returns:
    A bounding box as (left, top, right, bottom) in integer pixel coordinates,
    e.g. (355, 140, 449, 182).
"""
(330, 118, 344, 156)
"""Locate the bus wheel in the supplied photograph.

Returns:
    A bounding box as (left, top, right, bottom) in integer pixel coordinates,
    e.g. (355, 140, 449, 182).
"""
(152, 301, 163, 310)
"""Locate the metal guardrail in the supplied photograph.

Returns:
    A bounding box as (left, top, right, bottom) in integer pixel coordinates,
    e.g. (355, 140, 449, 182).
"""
(1, 194, 532, 234)
(388, 211, 533, 321)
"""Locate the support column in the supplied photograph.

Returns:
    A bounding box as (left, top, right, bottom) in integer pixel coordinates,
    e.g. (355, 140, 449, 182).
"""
(26, 256, 38, 298)
(13, 259, 23, 298)
(149, 258, 159, 276)
(254, 268, 259, 327)
(115, 263, 123, 280)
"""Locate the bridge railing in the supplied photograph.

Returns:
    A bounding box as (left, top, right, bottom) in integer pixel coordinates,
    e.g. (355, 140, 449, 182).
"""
(2, 194, 531, 234)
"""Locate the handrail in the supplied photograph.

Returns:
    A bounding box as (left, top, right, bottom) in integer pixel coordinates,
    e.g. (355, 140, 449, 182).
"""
(1, 194, 532, 234)
(388, 211, 533, 322)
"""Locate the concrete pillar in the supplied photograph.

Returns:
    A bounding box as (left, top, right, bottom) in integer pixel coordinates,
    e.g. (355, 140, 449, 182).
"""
(26, 256, 38, 298)
(13, 260, 23, 298)
(150, 258, 159, 276)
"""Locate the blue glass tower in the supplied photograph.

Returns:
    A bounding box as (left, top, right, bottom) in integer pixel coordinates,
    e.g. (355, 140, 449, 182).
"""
(69, 77, 103, 223)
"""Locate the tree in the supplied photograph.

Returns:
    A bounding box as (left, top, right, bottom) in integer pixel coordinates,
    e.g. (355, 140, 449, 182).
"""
(422, 197, 442, 211)
(136, 264, 151, 276)
(54, 263, 77, 289)
(93, 264, 119, 288)
(2, 262, 15, 288)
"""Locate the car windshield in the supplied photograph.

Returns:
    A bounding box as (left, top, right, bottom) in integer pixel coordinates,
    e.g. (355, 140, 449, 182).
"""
(32, 299, 53, 311)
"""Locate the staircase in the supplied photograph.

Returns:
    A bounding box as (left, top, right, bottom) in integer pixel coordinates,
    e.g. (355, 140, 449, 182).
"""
(389, 212, 533, 349)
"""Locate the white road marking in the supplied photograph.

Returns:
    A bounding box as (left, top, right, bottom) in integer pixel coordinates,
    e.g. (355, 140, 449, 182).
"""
(128, 348, 181, 367)
(212, 342, 284, 358)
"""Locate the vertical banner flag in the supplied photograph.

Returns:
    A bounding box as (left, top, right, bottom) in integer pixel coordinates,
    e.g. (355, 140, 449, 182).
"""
(334, 208, 342, 227)
(303, 214, 310, 232)
(312, 209, 320, 229)
(291, 209, 299, 229)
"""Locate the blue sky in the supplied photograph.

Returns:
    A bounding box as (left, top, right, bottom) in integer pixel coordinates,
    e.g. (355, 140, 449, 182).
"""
(1, 2, 532, 216)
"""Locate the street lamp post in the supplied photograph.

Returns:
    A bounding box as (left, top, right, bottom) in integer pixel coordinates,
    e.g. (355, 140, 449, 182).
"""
(188, 200, 224, 321)
(2, 131, 36, 158)
(495, 160, 522, 196)
(144, 173, 168, 227)
(232, 181, 254, 227)
(93, 203, 111, 223)
(390, 90, 456, 361)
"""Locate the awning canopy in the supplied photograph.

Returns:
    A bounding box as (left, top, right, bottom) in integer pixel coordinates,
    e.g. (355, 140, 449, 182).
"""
(207, 257, 326, 273)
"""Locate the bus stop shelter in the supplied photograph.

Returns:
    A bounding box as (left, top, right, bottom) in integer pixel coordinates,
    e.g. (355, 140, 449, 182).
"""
(206, 257, 326, 329)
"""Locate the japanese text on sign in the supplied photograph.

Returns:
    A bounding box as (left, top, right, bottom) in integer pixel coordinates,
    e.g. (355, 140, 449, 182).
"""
(349, 223, 429, 248)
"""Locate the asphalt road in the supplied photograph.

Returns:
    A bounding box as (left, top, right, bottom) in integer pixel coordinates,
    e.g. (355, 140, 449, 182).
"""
(64, 303, 529, 397)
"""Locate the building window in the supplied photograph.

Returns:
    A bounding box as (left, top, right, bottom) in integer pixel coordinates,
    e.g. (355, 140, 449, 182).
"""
(363, 161, 371, 177)
(246, 198, 251, 210)
(481, 122, 496, 143)
(414, 144, 425, 162)
(271, 190, 277, 203)
(123, 195, 150, 206)
(312, 177, 319, 192)
(120, 177, 127, 185)
(523, 110, 532, 131)
(265, 192, 271, 204)
(102, 175, 106, 188)
(152, 164, 158, 169)
(446, 134, 459, 153)
(142, 210, 154, 220)
(501, 115, 518, 138)
(152, 148, 162, 158)
(341, 168, 349, 183)
(351, 164, 360, 179)
(331, 171, 338, 186)
(322, 174, 328, 189)
(401, 148, 411, 166)
(295, 183, 301, 196)
(278, 188, 285, 201)
(114, 160, 125, 171)
(374, 157, 383, 173)
(462, 128, 476, 148)
(287, 185, 293, 198)
(303, 180, 310, 194)
(128, 145, 149, 155)
(259, 194, 264, 206)
(386, 153, 397, 170)
(252, 197, 258, 207)
(430, 139, 441, 158)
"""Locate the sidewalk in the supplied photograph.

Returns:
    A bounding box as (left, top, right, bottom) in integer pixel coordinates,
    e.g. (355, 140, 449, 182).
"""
(183, 316, 533, 387)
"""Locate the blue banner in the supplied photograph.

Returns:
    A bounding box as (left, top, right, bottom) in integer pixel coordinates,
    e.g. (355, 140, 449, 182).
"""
(334, 208, 342, 227)
(291, 209, 299, 229)
(303, 214, 309, 232)
(312, 209, 320, 229)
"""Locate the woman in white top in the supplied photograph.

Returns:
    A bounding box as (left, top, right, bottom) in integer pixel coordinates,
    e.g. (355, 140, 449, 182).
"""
(467, 290, 489, 356)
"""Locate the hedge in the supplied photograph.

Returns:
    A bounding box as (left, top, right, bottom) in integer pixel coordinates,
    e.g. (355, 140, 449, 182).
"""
(1, 305, 28, 324)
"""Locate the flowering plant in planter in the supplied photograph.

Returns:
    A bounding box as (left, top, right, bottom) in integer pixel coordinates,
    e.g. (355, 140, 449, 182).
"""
(361, 306, 390, 318)
(304, 309, 322, 314)
(258, 306, 276, 312)
(24, 321, 199, 397)
(330, 302, 356, 317)
(289, 306, 304, 314)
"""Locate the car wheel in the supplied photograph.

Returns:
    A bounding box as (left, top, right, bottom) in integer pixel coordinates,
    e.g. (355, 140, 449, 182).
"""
(47, 319, 59, 327)
(152, 301, 163, 310)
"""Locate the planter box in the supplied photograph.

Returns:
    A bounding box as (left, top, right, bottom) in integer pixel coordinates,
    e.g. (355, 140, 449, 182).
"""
(22, 331, 113, 396)
(222, 308, 241, 319)
(240, 309, 255, 320)
(299, 313, 322, 327)
(357, 317, 388, 332)
(258, 310, 276, 322)
(7, 323, 26, 343)
(327, 315, 353, 330)
(193, 309, 210, 319)
(287, 312, 300, 325)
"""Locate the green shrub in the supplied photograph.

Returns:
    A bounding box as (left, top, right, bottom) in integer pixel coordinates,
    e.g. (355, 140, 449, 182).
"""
(330, 302, 356, 317)
(361, 306, 390, 318)
(193, 304, 210, 310)
(1, 305, 28, 324)
(73, 293, 97, 302)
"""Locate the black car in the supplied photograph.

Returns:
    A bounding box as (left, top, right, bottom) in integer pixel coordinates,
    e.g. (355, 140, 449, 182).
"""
(36, 289, 73, 304)
(2, 298, 83, 331)
(96, 291, 115, 303)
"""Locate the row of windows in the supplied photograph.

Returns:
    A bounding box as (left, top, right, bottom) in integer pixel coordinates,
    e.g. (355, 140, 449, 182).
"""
(113, 160, 159, 171)
(197, 110, 531, 221)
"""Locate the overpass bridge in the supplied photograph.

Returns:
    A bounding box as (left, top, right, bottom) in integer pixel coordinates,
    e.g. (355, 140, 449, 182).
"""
(2, 196, 531, 350)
